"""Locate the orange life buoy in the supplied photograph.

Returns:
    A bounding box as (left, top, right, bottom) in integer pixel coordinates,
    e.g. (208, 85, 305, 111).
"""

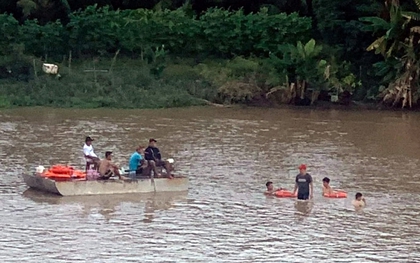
(274, 190, 297, 198)
(323, 191, 347, 198)
(41, 165, 86, 180)
(49, 165, 74, 174)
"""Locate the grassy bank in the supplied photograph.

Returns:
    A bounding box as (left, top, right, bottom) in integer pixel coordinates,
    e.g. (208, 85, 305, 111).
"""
(0, 53, 369, 109)
(0, 56, 218, 109)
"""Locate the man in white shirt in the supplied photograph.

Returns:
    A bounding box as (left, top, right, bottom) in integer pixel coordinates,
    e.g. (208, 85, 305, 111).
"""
(83, 136, 100, 171)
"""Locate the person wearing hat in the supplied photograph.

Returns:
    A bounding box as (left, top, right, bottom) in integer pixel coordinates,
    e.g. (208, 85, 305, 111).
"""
(98, 151, 123, 180)
(83, 136, 100, 171)
(293, 164, 313, 200)
(144, 138, 173, 179)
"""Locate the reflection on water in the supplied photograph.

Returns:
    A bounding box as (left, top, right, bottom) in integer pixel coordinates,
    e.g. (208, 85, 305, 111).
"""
(1, 107, 420, 262)
(22, 189, 188, 223)
(294, 200, 313, 218)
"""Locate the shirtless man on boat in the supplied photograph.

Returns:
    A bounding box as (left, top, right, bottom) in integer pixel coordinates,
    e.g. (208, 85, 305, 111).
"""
(98, 151, 126, 180)
(144, 138, 174, 179)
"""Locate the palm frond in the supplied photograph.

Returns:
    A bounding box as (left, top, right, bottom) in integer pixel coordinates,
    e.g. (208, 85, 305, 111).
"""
(359, 17, 390, 32)
(413, 0, 420, 11)
(367, 36, 386, 52)
(304, 39, 316, 56)
(401, 11, 420, 21)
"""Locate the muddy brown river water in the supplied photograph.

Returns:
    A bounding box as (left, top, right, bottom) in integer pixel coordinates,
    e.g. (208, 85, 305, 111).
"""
(0, 106, 419, 262)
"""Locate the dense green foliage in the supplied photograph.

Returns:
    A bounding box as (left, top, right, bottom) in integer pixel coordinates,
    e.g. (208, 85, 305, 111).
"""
(0, 0, 419, 109)
(0, 6, 311, 58)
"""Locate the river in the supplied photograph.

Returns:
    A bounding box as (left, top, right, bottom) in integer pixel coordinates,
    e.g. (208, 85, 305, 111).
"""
(0, 106, 419, 262)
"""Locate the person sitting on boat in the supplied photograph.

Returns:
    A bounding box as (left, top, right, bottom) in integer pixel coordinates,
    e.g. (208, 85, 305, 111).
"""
(128, 145, 146, 178)
(83, 136, 100, 171)
(352, 192, 366, 208)
(144, 138, 173, 179)
(264, 181, 285, 195)
(322, 177, 334, 195)
(98, 151, 123, 180)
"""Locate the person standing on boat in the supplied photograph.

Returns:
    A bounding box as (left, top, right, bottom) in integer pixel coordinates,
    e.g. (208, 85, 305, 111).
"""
(98, 151, 123, 180)
(83, 136, 100, 170)
(128, 145, 146, 178)
(293, 164, 313, 200)
(144, 138, 173, 179)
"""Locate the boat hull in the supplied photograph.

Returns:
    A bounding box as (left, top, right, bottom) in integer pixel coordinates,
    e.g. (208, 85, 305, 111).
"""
(22, 173, 189, 196)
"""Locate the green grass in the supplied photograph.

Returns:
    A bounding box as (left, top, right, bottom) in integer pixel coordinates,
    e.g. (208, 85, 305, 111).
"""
(0, 56, 218, 109)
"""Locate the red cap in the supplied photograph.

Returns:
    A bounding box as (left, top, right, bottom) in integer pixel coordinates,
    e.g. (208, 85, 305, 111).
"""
(299, 164, 307, 170)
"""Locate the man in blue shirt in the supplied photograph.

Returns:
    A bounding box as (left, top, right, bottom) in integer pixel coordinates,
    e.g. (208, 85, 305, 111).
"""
(128, 146, 145, 178)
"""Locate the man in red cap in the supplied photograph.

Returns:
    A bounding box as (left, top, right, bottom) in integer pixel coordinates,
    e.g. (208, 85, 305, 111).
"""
(293, 164, 313, 200)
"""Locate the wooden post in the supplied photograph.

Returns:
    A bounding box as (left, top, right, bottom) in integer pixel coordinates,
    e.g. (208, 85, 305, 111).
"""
(109, 49, 120, 73)
(93, 58, 97, 84)
(68, 51, 72, 75)
(33, 59, 38, 80)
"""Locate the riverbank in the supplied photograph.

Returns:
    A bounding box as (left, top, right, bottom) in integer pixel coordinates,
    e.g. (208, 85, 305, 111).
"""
(0, 55, 384, 110)
(0, 57, 212, 109)
(0, 54, 417, 111)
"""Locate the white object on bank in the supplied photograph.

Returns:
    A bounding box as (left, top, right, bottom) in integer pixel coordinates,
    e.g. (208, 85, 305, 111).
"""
(42, 63, 59, 74)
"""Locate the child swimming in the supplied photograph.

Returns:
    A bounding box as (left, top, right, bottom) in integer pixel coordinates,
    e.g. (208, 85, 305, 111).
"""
(352, 192, 366, 208)
(264, 181, 285, 195)
(322, 177, 333, 195)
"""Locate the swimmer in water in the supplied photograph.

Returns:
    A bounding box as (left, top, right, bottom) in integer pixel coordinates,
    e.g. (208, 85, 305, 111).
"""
(352, 192, 366, 208)
(322, 177, 334, 195)
(264, 181, 285, 195)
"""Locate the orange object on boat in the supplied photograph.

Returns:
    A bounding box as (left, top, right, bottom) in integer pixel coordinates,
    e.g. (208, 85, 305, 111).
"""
(49, 165, 74, 174)
(274, 189, 297, 198)
(40, 165, 86, 181)
(323, 191, 347, 198)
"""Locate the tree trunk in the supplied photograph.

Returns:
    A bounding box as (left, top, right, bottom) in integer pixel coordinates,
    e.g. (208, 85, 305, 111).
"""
(300, 80, 306, 99)
(311, 90, 320, 105)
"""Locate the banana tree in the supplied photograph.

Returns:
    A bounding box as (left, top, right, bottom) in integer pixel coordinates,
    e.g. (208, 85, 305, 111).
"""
(270, 38, 327, 104)
(360, 0, 420, 108)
